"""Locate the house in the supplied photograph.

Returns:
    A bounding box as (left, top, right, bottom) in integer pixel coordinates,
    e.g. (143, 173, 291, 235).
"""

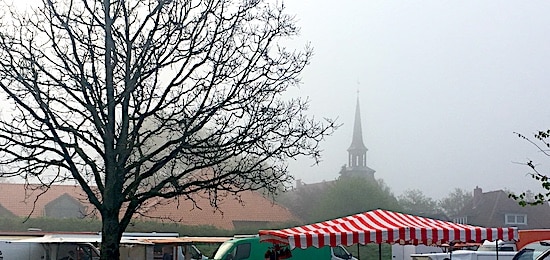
(0, 183, 299, 230)
(452, 186, 550, 229)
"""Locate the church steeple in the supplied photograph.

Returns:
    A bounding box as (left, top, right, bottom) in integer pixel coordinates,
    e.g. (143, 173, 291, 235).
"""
(347, 97, 368, 168)
(340, 95, 376, 180)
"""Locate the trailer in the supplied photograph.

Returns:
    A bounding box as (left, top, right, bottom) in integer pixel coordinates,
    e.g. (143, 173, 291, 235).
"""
(2, 232, 152, 260)
(0, 239, 101, 260)
(124, 234, 232, 260)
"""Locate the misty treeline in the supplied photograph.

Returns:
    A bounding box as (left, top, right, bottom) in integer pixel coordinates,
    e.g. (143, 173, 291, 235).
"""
(0, 0, 336, 259)
(277, 176, 472, 223)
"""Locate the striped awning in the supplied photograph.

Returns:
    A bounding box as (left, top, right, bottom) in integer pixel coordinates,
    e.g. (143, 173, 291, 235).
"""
(259, 209, 518, 249)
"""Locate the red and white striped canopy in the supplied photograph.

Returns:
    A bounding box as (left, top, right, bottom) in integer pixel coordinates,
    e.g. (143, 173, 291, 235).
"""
(259, 209, 518, 249)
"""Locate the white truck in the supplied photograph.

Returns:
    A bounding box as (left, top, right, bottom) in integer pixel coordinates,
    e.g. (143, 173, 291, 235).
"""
(410, 240, 517, 260)
(0, 239, 100, 260)
(393, 244, 444, 260)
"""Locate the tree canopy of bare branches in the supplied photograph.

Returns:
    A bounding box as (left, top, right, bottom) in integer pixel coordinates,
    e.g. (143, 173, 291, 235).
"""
(0, 0, 335, 258)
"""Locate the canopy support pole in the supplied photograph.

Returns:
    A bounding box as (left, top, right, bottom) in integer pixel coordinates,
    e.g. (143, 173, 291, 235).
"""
(496, 240, 499, 260)
(379, 243, 382, 260)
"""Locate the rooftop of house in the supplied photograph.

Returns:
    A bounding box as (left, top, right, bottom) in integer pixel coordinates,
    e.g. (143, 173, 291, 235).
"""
(0, 182, 299, 230)
(456, 187, 550, 229)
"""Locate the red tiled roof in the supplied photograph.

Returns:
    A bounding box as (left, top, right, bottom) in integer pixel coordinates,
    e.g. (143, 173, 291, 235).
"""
(137, 190, 300, 229)
(0, 183, 299, 230)
(0, 183, 90, 218)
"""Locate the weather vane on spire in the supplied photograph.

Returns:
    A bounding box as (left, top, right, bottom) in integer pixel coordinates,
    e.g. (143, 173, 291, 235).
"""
(356, 79, 360, 97)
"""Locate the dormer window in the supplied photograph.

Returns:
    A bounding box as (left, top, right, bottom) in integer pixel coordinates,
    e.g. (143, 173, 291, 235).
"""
(505, 213, 527, 225)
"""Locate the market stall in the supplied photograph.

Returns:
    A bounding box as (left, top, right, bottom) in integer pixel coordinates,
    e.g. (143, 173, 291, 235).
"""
(259, 209, 518, 250)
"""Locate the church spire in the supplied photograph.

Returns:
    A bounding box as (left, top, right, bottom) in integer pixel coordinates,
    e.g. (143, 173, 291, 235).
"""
(340, 94, 376, 180)
(347, 97, 368, 168)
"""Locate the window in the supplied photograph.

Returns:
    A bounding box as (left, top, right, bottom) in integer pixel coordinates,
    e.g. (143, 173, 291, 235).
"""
(333, 246, 351, 259)
(190, 245, 202, 259)
(505, 213, 527, 225)
(233, 243, 251, 260)
(453, 217, 468, 224)
(541, 250, 550, 260)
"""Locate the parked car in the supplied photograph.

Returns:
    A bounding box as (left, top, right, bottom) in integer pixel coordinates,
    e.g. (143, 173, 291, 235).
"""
(513, 241, 550, 260)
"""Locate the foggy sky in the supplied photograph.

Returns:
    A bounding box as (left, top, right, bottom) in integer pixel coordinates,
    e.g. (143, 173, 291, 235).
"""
(284, 0, 550, 199)
(7, 0, 550, 200)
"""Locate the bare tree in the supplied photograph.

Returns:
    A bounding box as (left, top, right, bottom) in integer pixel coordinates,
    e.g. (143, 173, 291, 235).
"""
(0, 0, 335, 259)
(398, 189, 442, 218)
(438, 188, 472, 218)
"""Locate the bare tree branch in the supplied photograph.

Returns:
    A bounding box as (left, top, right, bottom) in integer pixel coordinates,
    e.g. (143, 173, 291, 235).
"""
(510, 131, 550, 206)
(0, 0, 336, 259)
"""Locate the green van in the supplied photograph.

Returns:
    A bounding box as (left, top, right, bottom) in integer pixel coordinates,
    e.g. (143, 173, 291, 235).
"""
(211, 236, 357, 260)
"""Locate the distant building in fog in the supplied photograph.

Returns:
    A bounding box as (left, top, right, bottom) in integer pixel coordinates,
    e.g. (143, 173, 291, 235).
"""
(0, 183, 299, 230)
(339, 97, 376, 181)
(283, 97, 378, 222)
(452, 186, 550, 229)
(294, 96, 377, 189)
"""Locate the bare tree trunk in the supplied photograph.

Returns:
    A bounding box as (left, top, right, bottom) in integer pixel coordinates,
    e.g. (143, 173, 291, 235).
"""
(101, 210, 121, 260)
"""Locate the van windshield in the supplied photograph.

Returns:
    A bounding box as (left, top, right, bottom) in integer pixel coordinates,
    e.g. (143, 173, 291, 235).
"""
(213, 242, 234, 259)
(513, 241, 550, 260)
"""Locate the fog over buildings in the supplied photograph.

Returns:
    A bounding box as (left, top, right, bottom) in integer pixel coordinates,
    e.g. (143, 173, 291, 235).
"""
(5, 0, 550, 201)
(284, 0, 550, 199)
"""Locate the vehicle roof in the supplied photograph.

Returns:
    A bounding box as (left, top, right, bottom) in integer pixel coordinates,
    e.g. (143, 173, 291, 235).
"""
(482, 240, 516, 245)
(523, 240, 550, 250)
(11, 234, 152, 244)
(142, 237, 233, 244)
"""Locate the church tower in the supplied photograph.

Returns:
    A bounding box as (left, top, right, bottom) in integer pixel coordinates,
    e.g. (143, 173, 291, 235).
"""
(339, 97, 375, 180)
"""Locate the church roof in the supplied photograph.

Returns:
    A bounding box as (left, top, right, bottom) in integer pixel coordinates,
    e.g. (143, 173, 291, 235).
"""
(348, 97, 367, 151)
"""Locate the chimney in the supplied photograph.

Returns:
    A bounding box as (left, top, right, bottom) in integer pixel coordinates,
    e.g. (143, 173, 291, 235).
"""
(473, 186, 482, 208)
(296, 179, 303, 189)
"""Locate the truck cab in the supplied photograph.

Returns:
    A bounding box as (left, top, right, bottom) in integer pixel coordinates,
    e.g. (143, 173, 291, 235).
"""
(212, 236, 357, 260)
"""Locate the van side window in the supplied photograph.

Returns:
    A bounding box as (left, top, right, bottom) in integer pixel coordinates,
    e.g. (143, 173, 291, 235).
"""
(333, 246, 350, 259)
(190, 246, 201, 259)
(232, 243, 251, 260)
